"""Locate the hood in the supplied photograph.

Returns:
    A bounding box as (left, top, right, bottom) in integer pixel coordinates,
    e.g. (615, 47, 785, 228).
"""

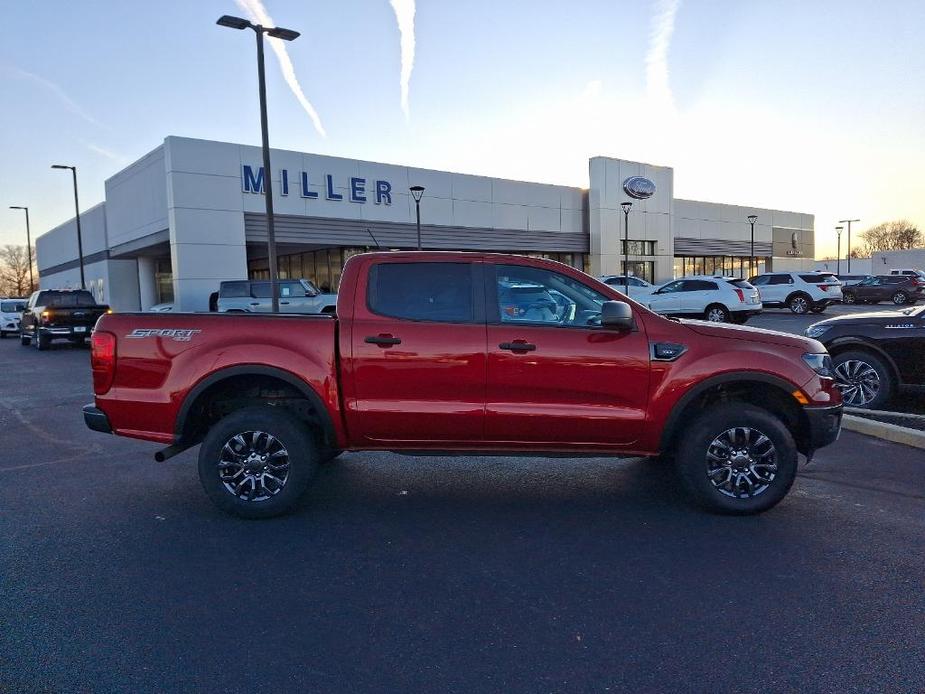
(681, 318, 822, 351)
(811, 307, 922, 327)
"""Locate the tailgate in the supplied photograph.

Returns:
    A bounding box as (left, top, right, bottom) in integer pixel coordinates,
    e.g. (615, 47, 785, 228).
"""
(44, 306, 109, 327)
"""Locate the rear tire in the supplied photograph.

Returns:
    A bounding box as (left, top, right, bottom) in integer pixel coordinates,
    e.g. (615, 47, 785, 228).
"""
(787, 293, 811, 314)
(831, 350, 893, 409)
(704, 304, 730, 323)
(675, 403, 798, 515)
(842, 291, 856, 305)
(198, 406, 320, 519)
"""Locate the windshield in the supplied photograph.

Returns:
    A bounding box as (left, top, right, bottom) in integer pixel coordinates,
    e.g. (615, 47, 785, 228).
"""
(1, 301, 25, 313)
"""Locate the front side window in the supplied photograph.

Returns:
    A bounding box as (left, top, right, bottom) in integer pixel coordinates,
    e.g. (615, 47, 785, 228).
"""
(749, 275, 770, 286)
(495, 264, 610, 327)
(368, 262, 474, 323)
(658, 280, 685, 294)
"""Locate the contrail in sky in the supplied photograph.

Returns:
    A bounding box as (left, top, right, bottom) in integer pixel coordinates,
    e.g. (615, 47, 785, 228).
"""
(389, 0, 416, 119)
(234, 0, 327, 137)
(4, 66, 103, 127)
(645, 0, 681, 108)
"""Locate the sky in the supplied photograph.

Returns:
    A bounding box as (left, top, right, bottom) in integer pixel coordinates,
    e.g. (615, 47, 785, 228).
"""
(1, 0, 924, 258)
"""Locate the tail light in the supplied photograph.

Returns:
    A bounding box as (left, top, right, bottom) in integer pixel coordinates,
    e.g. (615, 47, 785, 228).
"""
(733, 288, 745, 302)
(90, 331, 117, 394)
(818, 284, 831, 291)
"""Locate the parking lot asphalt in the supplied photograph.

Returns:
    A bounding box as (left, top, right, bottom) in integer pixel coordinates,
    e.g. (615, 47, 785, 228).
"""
(2, 320, 925, 693)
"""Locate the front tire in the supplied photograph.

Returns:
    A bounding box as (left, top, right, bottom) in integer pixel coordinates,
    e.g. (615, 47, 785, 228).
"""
(19, 332, 30, 346)
(34, 331, 49, 351)
(842, 291, 856, 305)
(892, 291, 910, 305)
(198, 406, 320, 519)
(832, 350, 893, 409)
(675, 404, 798, 515)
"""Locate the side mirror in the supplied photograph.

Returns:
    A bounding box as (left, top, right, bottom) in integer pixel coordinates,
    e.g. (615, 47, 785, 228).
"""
(601, 300, 634, 330)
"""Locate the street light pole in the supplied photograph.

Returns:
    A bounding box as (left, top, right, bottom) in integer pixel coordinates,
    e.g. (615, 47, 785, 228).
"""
(747, 215, 758, 276)
(218, 15, 301, 313)
(51, 165, 85, 289)
(410, 186, 425, 250)
(9, 206, 34, 292)
(839, 219, 860, 272)
(621, 202, 633, 296)
(836, 226, 844, 276)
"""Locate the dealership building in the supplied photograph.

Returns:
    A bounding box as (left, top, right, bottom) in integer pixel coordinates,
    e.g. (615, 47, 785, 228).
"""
(36, 136, 816, 311)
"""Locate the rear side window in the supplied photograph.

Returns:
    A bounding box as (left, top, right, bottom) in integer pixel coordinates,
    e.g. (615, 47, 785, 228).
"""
(220, 281, 250, 297)
(800, 274, 837, 283)
(368, 262, 474, 323)
(684, 280, 719, 291)
(727, 280, 754, 289)
(251, 282, 272, 298)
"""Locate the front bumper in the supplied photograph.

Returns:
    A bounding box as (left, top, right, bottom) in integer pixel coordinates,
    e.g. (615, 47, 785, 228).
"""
(83, 404, 113, 434)
(804, 404, 843, 451)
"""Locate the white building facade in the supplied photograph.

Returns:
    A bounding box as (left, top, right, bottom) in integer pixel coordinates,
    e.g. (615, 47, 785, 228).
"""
(37, 136, 816, 311)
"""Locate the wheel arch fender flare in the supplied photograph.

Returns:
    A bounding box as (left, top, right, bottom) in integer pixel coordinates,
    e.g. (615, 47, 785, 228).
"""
(659, 371, 802, 453)
(174, 364, 337, 446)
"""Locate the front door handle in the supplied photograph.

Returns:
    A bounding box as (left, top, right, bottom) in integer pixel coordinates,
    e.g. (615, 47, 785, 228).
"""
(249, 302, 259, 306)
(280, 301, 290, 305)
(499, 340, 536, 352)
(365, 334, 402, 346)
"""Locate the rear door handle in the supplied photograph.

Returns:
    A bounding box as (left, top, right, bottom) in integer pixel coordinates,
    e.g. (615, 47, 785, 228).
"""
(499, 341, 536, 352)
(249, 302, 259, 306)
(280, 301, 290, 305)
(365, 335, 402, 346)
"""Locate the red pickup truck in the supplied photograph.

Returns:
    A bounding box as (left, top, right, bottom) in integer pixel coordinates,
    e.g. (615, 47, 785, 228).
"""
(84, 252, 842, 518)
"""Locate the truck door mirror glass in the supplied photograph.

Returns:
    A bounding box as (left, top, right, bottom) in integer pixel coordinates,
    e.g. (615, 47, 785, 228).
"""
(601, 301, 633, 329)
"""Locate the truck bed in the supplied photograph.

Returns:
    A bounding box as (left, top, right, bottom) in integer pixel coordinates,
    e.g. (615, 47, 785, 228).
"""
(93, 312, 341, 444)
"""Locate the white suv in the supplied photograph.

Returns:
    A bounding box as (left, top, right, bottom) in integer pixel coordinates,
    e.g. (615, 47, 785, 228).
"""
(748, 272, 842, 314)
(644, 276, 762, 323)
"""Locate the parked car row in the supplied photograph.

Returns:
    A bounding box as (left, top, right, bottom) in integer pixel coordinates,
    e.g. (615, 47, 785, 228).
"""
(600, 268, 924, 323)
(147, 278, 338, 315)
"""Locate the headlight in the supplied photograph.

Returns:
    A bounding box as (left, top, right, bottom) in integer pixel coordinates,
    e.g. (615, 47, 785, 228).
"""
(804, 324, 831, 339)
(802, 353, 834, 378)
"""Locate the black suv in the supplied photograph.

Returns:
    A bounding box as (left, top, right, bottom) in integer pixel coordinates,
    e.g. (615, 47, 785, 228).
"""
(805, 305, 925, 408)
(841, 275, 924, 306)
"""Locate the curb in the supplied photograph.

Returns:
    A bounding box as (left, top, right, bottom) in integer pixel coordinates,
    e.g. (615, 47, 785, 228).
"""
(841, 414, 925, 450)
(843, 406, 925, 421)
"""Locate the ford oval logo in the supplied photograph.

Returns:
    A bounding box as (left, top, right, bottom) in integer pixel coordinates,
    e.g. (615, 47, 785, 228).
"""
(622, 176, 656, 200)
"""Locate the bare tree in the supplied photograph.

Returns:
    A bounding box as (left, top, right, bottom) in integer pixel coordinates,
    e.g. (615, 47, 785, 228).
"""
(859, 220, 923, 255)
(0, 245, 36, 297)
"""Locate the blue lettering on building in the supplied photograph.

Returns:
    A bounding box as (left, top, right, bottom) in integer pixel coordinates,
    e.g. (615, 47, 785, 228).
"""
(242, 166, 391, 206)
(325, 174, 343, 201)
(300, 172, 318, 199)
(375, 180, 392, 205)
(242, 165, 265, 194)
(350, 177, 366, 203)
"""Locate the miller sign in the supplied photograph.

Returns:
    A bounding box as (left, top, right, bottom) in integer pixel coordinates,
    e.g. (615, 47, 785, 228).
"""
(241, 165, 393, 205)
(622, 176, 656, 200)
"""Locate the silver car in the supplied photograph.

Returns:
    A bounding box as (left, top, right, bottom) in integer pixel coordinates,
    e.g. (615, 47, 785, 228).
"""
(216, 279, 337, 314)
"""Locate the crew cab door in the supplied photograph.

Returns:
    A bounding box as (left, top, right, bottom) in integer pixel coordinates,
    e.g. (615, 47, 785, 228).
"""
(344, 260, 486, 445)
(484, 262, 650, 448)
